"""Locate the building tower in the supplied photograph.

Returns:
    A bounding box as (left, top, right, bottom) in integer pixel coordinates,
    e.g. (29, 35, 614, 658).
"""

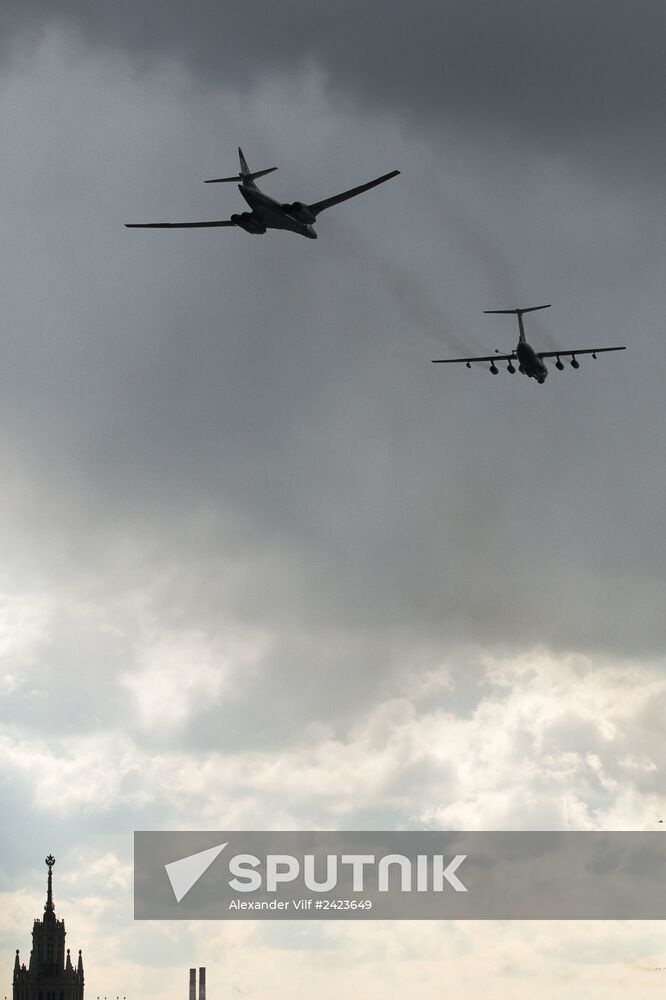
(188, 969, 206, 1000)
(13, 857, 84, 1000)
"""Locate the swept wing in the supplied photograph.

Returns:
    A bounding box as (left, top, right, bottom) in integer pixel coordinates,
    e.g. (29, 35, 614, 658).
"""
(307, 169, 400, 216)
(432, 353, 516, 364)
(125, 219, 236, 229)
(538, 347, 626, 359)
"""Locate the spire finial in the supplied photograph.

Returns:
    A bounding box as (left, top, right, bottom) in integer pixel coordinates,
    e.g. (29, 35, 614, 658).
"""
(44, 855, 55, 913)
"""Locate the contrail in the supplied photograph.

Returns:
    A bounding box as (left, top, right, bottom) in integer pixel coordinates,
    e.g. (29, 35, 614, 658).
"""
(327, 227, 472, 354)
(422, 178, 521, 304)
(422, 180, 563, 351)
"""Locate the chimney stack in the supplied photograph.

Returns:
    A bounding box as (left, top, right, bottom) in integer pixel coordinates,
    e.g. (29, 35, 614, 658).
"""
(189, 969, 196, 1000)
(199, 968, 206, 1000)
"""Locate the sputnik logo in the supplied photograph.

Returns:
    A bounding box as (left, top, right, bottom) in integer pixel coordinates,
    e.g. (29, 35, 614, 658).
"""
(165, 843, 228, 903)
(164, 842, 468, 900)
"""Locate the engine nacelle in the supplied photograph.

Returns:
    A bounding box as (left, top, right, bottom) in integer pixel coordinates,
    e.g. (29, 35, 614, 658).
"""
(555, 357, 564, 370)
(570, 356, 580, 369)
(231, 212, 266, 234)
(283, 201, 316, 225)
(489, 362, 499, 375)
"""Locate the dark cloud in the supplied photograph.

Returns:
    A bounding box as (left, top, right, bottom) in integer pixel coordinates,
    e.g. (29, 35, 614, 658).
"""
(1, 1, 664, 175)
(0, 39, 662, 696)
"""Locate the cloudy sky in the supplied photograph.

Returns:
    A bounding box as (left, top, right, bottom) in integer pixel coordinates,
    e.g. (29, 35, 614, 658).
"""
(0, 1, 665, 997)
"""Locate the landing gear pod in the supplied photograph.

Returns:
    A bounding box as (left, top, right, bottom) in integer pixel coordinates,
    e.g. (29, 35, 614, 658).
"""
(231, 212, 267, 234)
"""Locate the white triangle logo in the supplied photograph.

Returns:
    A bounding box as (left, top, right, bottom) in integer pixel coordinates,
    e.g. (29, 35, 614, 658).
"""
(165, 843, 228, 903)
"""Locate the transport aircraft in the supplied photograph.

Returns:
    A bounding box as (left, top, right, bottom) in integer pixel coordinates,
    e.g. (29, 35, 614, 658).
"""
(432, 305, 626, 383)
(126, 147, 399, 239)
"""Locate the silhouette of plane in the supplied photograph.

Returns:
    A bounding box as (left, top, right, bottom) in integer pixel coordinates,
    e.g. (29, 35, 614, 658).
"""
(126, 147, 399, 239)
(432, 305, 626, 383)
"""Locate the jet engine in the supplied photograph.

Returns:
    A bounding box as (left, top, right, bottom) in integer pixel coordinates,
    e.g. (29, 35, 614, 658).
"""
(570, 356, 580, 369)
(283, 201, 316, 225)
(231, 213, 267, 234)
(555, 357, 564, 370)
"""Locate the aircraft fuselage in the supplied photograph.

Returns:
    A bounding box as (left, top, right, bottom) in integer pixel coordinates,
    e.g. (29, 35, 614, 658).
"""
(516, 340, 548, 383)
(240, 185, 317, 239)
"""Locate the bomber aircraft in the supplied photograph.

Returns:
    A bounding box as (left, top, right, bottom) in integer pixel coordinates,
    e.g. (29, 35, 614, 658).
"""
(126, 148, 400, 239)
(432, 304, 626, 383)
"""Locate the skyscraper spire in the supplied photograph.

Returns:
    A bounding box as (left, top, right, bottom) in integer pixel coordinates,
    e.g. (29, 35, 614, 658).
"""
(14, 856, 84, 1000)
(45, 855, 56, 914)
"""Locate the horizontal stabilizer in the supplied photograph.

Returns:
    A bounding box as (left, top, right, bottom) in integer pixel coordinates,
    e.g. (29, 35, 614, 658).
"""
(205, 167, 278, 184)
(484, 304, 551, 315)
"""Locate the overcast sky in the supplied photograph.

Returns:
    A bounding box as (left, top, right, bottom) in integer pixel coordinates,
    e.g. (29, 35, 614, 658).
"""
(0, 3, 665, 998)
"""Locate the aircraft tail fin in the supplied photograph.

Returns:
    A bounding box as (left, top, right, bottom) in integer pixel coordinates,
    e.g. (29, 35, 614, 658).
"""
(238, 147, 251, 178)
(204, 147, 278, 185)
(484, 304, 551, 345)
